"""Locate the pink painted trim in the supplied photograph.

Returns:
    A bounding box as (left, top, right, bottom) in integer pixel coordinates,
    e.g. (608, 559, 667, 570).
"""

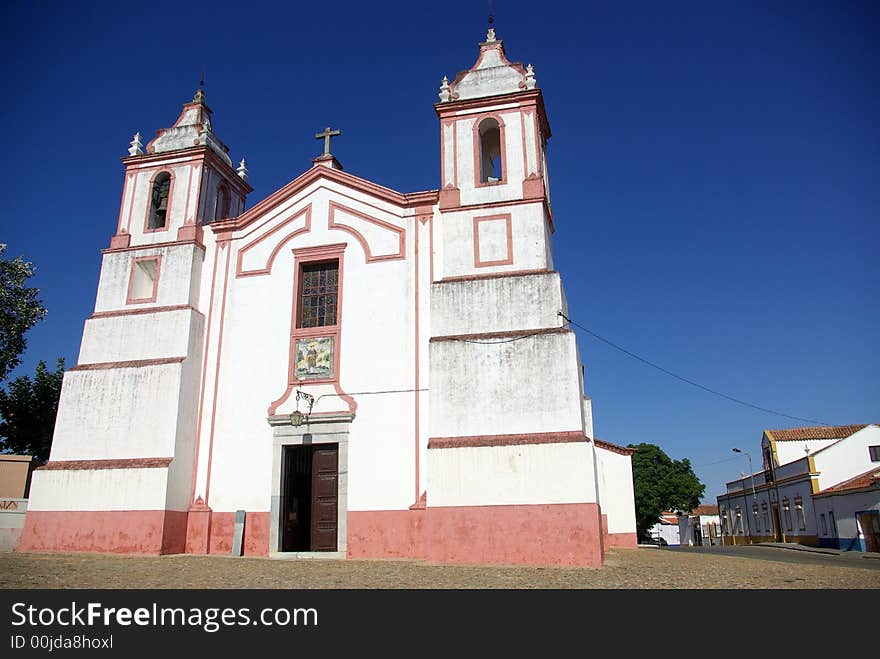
(38, 457, 172, 471)
(425, 502, 603, 567)
(191, 245, 222, 505)
(204, 243, 232, 506)
(183, 164, 195, 223)
(429, 215, 435, 283)
(328, 201, 406, 262)
(436, 195, 553, 226)
(125, 255, 162, 304)
(236, 205, 312, 277)
(123, 147, 252, 197)
(267, 243, 353, 416)
(102, 238, 206, 255)
(435, 90, 551, 141)
(440, 268, 551, 283)
(347, 509, 426, 560)
(109, 232, 131, 249)
(125, 172, 138, 234)
(440, 119, 453, 188)
(428, 430, 586, 449)
(89, 304, 202, 320)
(19, 510, 186, 555)
(142, 169, 176, 234)
(473, 213, 513, 268)
(413, 215, 421, 503)
(205, 511, 270, 557)
(69, 357, 184, 371)
(605, 532, 638, 549)
(117, 173, 133, 233)
(593, 438, 636, 456)
(472, 113, 508, 189)
(430, 327, 571, 343)
(210, 166, 437, 233)
(520, 109, 533, 177)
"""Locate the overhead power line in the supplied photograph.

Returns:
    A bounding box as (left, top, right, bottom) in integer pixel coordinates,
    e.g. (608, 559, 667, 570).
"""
(558, 312, 830, 426)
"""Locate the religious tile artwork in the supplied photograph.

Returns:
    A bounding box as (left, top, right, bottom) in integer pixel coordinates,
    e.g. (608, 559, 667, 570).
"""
(294, 336, 334, 380)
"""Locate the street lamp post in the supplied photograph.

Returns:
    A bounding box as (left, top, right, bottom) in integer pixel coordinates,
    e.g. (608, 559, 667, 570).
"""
(733, 448, 758, 544)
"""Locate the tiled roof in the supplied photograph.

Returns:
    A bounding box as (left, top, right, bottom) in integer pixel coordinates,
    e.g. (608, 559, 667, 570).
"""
(592, 438, 636, 455)
(816, 468, 880, 496)
(765, 424, 868, 441)
(690, 505, 719, 516)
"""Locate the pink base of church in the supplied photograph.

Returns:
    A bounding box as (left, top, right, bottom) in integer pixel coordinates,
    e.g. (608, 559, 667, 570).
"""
(349, 502, 604, 567)
(18, 510, 270, 556)
(604, 532, 638, 548)
(20, 505, 615, 565)
(347, 509, 426, 559)
(18, 510, 188, 554)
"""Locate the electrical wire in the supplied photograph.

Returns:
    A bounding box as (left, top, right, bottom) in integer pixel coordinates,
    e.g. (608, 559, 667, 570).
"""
(558, 311, 831, 425)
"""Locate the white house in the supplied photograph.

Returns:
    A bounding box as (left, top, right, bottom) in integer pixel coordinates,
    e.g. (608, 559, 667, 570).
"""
(19, 29, 637, 565)
(717, 424, 880, 551)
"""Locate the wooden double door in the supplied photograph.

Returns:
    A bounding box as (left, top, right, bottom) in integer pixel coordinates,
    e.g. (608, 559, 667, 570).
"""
(281, 444, 338, 552)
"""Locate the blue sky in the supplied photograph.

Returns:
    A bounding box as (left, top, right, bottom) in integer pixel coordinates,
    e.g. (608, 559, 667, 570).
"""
(3, 1, 878, 503)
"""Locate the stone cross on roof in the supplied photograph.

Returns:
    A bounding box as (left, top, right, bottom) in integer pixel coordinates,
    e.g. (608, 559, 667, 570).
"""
(315, 126, 341, 156)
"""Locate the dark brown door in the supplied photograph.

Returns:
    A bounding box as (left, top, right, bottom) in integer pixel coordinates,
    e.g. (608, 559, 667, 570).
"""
(310, 446, 338, 551)
(771, 505, 783, 542)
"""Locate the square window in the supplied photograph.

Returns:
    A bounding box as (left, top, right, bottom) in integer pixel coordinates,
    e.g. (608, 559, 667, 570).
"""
(127, 256, 160, 303)
(869, 445, 880, 462)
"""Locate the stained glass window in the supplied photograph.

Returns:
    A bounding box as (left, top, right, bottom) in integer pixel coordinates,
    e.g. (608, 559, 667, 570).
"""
(298, 261, 338, 328)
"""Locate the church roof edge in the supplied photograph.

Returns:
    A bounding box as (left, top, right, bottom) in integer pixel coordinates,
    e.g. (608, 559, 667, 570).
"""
(210, 165, 438, 233)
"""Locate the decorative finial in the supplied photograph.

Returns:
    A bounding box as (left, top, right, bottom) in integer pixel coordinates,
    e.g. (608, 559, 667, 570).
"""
(128, 131, 143, 156)
(486, 27, 496, 42)
(438, 76, 451, 102)
(524, 63, 536, 90)
(237, 158, 248, 180)
(193, 88, 206, 104)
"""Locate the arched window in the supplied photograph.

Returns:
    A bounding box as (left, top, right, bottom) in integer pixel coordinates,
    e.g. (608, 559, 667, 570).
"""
(148, 171, 171, 229)
(478, 118, 502, 183)
(215, 184, 230, 221)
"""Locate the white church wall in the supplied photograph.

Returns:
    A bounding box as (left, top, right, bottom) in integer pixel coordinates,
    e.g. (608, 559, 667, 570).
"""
(429, 331, 583, 438)
(51, 363, 184, 461)
(202, 186, 422, 514)
(595, 446, 637, 535)
(428, 441, 597, 507)
(165, 341, 204, 512)
(27, 468, 169, 511)
(79, 308, 202, 364)
(94, 244, 203, 313)
(440, 203, 550, 278)
(431, 271, 565, 337)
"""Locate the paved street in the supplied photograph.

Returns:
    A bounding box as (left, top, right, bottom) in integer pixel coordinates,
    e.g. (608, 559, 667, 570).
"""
(2, 546, 878, 589)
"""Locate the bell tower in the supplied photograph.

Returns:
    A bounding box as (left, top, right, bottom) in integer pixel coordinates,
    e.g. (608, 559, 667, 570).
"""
(436, 28, 550, 214)
(111, 88, 252, 249)
(425, 30, 603, 566)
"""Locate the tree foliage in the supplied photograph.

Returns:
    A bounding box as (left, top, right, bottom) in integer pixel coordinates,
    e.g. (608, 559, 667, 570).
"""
(0, 358, 65, 464)
(0, 244, 48, 383)
(628, 442, 705, 541)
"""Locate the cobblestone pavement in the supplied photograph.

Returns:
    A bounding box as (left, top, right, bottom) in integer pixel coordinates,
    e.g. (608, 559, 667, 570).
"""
(2, 547, 879, 589)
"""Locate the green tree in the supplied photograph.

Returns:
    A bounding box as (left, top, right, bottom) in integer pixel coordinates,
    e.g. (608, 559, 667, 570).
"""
(0, 358, 65, 464)
(0, 244, 48, 383)
(628, 442, 705, 541)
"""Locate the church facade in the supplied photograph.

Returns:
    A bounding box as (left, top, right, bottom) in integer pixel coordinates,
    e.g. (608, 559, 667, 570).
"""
(19, 30, 637, 566)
